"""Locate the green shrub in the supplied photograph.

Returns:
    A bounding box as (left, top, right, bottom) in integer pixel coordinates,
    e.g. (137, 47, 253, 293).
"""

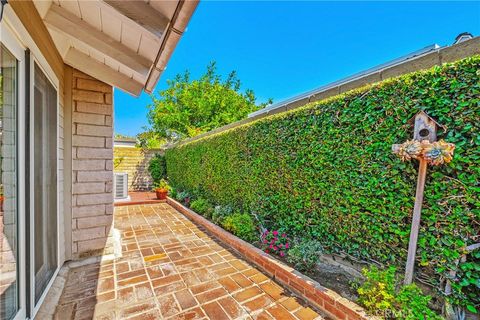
(222, 213, 257, 243)
(357, 266, 396, 312)
(166, 57, 480, 308)
(190, 198, 213, 217)
(286, 238, 322, 272)
(356, 266, 442, 318)
(176, 190, 191, 203)
(148, 154, 166, 183)
(169, 187, 178, 199)
(396, 284, 442, 320)
(212, 205, 233, 224)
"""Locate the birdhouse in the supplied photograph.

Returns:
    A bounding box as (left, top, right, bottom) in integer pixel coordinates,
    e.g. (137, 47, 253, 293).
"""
(411, 111, 439, 143)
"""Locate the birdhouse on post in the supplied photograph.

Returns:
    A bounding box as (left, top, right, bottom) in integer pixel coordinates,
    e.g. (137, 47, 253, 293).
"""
(392, 111, 455, 285)
(412, 111, 438, 143)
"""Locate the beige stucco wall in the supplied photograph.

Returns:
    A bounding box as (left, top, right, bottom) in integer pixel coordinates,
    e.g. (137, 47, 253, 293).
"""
(70, 69, 114, 259)
(113, 147, 163, 191)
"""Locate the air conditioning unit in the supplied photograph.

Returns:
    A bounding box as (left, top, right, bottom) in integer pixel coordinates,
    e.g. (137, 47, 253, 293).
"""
(114, 172, 129, 200)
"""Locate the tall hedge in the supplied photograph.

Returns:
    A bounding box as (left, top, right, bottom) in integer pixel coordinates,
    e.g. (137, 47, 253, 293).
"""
(166, 57, 480, 309)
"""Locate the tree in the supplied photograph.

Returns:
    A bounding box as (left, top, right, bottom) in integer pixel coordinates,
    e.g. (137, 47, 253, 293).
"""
(147, 62, 270, 142)
(136, 130, 165, 149)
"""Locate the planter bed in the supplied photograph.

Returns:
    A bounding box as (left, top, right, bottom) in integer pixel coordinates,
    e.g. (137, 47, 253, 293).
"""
(167, 197, 375, 320)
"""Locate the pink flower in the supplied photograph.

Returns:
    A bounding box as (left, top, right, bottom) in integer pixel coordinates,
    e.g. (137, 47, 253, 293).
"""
(265, 249, 270, 253)
(282, 233, 286, 238)
(270, 239, 275, 244)
(269, 244, 273, 249)
(263, 239, 267, 244)
(273, 246, 278, 251)
(280, 251, 285, 257)
(273, 230, 279, 236)
(273, 237, 278, 242)
(279, 244, 283, 248)
(285, 243, 290, 249)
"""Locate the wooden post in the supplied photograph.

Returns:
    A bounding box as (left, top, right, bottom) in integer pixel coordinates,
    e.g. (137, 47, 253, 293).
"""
(404, 158, 428, 285)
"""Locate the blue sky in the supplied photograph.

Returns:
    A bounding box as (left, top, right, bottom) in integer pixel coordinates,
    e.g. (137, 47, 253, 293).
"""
(114, 1, 480, 137)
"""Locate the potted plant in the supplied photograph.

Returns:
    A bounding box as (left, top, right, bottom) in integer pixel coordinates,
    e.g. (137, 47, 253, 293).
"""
(153, 179, 171, 200)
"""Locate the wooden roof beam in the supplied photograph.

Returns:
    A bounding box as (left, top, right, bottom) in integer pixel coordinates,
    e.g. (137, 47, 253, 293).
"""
(44, 3, 151, 76)
(64, 47, 143, 96)
(103, 0, 170, 38)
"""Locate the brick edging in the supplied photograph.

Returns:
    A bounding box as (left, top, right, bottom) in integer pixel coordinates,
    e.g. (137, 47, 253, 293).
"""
(114, 199, 166, 207)
(167, 197, 376, 320)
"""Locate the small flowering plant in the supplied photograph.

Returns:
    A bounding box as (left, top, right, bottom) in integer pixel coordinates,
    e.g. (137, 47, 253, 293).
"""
(261, 230, 290, 257)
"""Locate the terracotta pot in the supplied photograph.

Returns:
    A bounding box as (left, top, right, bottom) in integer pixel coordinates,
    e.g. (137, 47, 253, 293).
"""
(155, 189, 168, 200)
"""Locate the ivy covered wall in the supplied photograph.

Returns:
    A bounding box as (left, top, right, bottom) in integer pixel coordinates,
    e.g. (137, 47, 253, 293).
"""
(166, 57, 480, 308)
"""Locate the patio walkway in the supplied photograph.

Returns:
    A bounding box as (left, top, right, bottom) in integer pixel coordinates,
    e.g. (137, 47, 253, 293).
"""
(54, 203, 325, 320)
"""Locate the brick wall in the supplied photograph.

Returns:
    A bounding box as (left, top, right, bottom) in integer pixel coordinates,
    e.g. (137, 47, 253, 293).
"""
(113, 147, 163, 191)
(71, 69, 114, 258)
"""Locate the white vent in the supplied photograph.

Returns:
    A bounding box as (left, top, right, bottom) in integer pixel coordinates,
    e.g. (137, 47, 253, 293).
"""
(114, 172, 128, 200)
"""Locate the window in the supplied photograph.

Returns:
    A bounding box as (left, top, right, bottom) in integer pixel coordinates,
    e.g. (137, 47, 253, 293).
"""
(33, 63, 57, 304)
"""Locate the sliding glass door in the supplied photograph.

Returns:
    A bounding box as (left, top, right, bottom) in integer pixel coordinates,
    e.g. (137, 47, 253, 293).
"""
(32, 62, 58, 305)
(0, 45, 19, 320)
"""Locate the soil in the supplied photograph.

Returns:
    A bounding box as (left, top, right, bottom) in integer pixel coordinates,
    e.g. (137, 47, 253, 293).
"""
(273, 255, 361, 302)
(312, 263, 360, 301)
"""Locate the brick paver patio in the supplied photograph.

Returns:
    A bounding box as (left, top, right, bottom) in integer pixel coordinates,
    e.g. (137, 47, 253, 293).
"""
(55, 203, 325, 320)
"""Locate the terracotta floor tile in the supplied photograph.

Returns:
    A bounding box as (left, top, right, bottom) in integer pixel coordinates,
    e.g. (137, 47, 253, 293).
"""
(249, 273, 269, 284)
(158, 294, 181, 318)
(190, 281, 221, 295)
(202, 301, 230, 320)
(295, 307, 321, 320)
(267, 305, 297, 320)
(231, 273, 253, 288)
(233, 286, 263, 303)
(152, 274, 182, 288)
(280, 297, 302, 312)
(196, 287, 228, 304)
(174, 307, 206, 320)
(243, 294, 273, 313)
(218, 296, 245, 319)
(218, 276, 241, 293)
(118, 299, 157, 319)
(260, 282, 284, 301)
(54, 203, 324, 320)
(154, 281, 187, 296)
(175, 289, 198, 310)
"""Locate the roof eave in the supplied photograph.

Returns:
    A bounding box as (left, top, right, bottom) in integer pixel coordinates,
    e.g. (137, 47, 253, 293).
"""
(144, 0, 199, 94)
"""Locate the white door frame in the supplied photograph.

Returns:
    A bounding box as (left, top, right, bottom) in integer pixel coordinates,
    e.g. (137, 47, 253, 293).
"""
(0, 16, 27, 320)
(28, 54, 60, 319)
(2, 6, 62, 319)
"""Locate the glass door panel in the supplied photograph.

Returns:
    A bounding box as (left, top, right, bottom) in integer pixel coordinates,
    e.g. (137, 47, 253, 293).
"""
(33, 63, 57, 304)
(0, 45, 19, 320)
